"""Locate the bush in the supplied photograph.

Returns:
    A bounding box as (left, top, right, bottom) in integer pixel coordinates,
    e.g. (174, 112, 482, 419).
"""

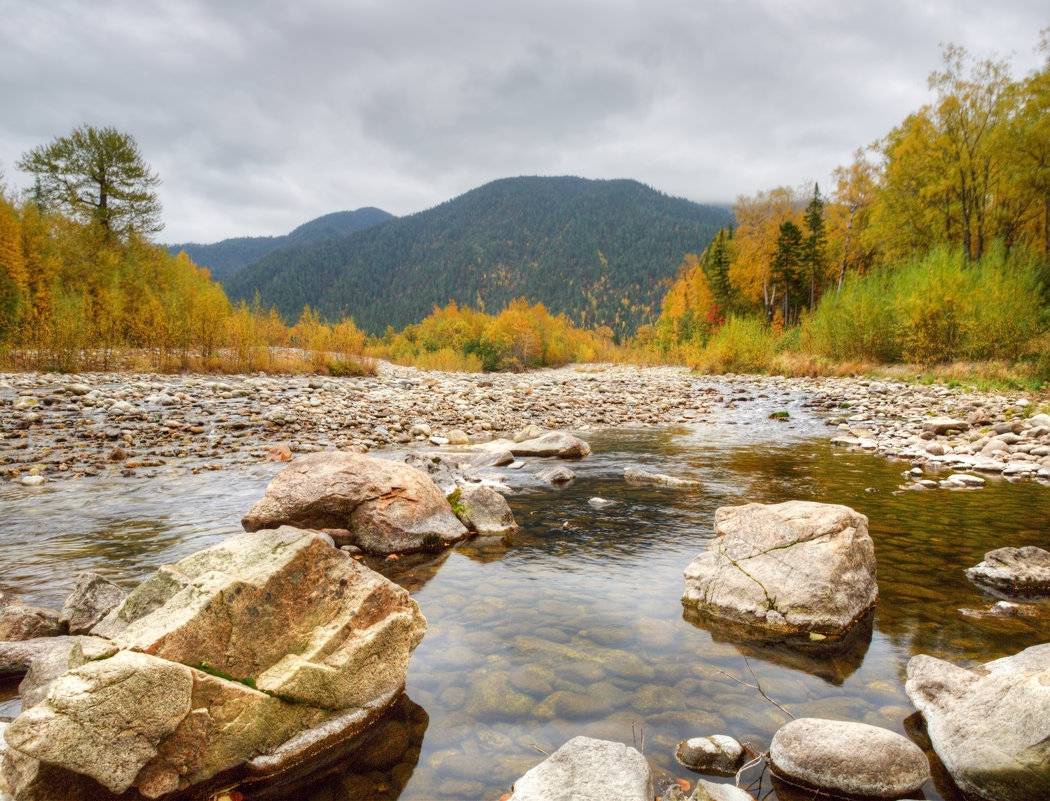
(689, 315, 774, 373)
(802, 245, 1046, 366)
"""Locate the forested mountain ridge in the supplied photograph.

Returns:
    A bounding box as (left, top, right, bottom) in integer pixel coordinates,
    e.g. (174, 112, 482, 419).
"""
(223, 177, 733, 336)
(166, 207, 394, 281)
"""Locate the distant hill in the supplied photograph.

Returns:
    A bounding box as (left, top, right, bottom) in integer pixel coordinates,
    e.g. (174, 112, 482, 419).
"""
(166, 207, 394, 281)
(224, 177, 733, 336)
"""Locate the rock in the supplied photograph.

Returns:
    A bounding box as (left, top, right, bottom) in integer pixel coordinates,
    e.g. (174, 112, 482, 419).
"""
(464, 673, 535, 720)
(92, 525, 426, 709)
(0, 636, 112, 680)
(452, 449, 515, 469)
(508, 736, 653, 801)
(19, 475, 44, 486)
(3, 527, 428, 800)
(267, 442, 293, 461)
(624, 465, 701, 487)
(478, 431, 591, 459)
(17, 637, 118, 709)
(1, 649, 333, 800)
(445, 429, 470, 445)
(453, 484, 517, 535)
(58, 573, 125, 635)
(675, 735, 744, 775)
(513, 424, 545, 443)
(966, 546, 1050, 597)
(0, 604, 64, 641)
(662, 780, 756, 801)
(905, 644, 1050, 801)
(923, 417, 970, 435)
(241, 451, 469, 554)
(943, 473, 985, 488)
(536, 465, 576, 484)
(769, 717, 928, 799)
(588, 497, 615, 509)
(682, 501, 877, 639)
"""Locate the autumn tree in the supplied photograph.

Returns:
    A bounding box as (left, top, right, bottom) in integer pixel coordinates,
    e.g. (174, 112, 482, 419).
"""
(829, 149, 879, 290)
(728, 186, 804, 317)
(17, 125, 162, 239)
(1013, 34, 1050, 256)
(873, 46, 1020, 261)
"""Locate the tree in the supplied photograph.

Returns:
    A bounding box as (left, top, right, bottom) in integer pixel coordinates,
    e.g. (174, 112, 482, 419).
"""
(771, 221, 804, 325)
(17, 125, 162, 239)
(830, 149, 878, 290)
(802, 184, 827, 309)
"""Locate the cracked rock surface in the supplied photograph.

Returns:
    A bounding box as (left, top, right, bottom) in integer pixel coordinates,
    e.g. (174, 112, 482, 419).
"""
(681, 501, 877, 639)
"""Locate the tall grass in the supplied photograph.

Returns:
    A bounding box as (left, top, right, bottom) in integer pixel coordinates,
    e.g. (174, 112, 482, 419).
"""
(803, 245, 1046, 366)
(688, 315, 775, 374)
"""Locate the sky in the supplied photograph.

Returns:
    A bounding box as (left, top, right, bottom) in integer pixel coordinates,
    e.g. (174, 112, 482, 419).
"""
(0, 1, 1046, 244)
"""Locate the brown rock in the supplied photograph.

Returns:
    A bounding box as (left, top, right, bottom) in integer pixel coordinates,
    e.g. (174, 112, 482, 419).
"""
(0, 604, 64, 641)
(241, 451, 468, 554)
(267, 442, 293, 462)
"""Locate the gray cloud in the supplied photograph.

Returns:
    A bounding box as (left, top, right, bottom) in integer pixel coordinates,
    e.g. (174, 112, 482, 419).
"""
(1, 0, 1045, 242)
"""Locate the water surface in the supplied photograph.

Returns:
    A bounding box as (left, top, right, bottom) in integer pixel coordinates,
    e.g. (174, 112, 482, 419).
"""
(1, 394, 1047, 800)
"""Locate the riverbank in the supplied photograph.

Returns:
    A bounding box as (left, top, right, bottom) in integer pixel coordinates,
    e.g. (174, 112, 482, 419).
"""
(1, 363, 1047, 486)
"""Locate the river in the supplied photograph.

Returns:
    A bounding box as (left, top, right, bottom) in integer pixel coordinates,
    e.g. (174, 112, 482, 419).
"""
(2, 387, 1047, 801)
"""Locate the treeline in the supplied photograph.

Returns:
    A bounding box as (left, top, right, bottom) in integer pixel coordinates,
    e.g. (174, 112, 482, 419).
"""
(0, 180, 609, 375)
(373, 299, 623, 373)
(654, 41, 1050, 378)
(0, 187, 376, 374)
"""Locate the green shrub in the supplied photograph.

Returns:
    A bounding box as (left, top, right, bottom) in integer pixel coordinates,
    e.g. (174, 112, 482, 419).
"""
(690, 315, 774, 373)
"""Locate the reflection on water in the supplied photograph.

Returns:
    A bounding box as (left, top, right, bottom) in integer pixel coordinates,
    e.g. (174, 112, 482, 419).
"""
(2, 397, 1049, 801)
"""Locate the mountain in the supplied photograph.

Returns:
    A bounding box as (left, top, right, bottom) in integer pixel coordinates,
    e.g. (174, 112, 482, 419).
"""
(224, 177, 733, 336)
(166, 207, 394, 281)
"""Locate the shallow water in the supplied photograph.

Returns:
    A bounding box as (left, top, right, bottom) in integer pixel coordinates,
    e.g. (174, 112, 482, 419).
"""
(1, 392, 1048, 801)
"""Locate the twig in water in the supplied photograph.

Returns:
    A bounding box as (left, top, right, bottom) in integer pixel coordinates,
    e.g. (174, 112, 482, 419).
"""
(712, 657, 795, 720)
(631, 721, 645, 753)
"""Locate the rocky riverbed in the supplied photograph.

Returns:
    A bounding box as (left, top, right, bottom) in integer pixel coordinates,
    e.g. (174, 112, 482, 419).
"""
(1, 364, 1047, 487)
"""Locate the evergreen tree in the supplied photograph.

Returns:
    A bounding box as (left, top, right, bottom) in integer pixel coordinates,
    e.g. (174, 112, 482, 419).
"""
(17, 125, 162, 240)
(771, 221, 804, 324)
(803, 184, 827, 309)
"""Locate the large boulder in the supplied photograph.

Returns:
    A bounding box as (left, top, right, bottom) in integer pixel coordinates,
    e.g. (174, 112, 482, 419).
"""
(905, 643, 1050, 801)
(241, 451, 469, 555)
(2, 650, 327, 800)
(58, 573, 125, 635)
(508, 736, 653, 801)
(966, 546, 1050, 598)
(682, 501, 877, 640)
(769, 717, 929, 798)
(92, 526, 426, 709)
(2, 526, 426, 800)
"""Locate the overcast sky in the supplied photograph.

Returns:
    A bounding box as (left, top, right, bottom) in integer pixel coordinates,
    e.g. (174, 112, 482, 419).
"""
(1, 1, 1046, 244)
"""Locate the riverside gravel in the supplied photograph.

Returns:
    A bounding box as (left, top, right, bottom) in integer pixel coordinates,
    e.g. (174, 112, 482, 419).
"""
(1, 363, 1047, 487)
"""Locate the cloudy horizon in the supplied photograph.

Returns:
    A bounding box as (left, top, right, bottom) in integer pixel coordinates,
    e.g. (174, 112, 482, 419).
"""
(1, 0, 1046, 244)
